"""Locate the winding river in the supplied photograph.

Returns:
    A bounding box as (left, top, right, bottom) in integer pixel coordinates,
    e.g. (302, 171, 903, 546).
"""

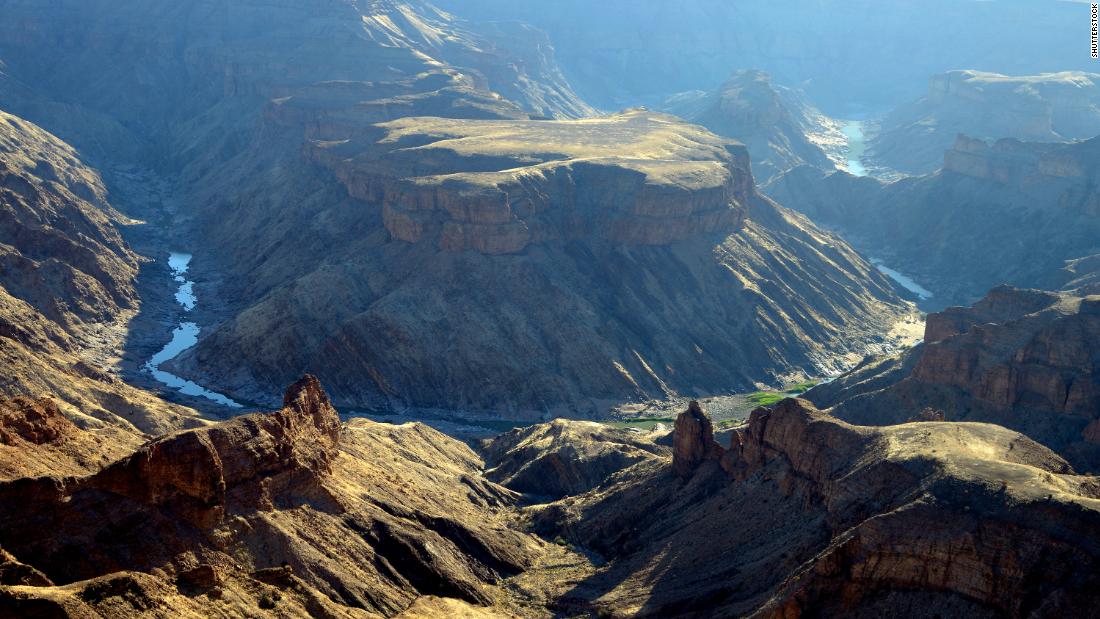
(870, 258, 934, 301)
(841, 120, 868, 177)
(144, 252, 243, 408)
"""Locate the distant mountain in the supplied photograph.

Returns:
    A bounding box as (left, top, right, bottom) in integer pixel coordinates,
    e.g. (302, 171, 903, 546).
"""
(0, 0, 593, 167)
(766, 134, 1100, 309)
(671, 70, 837, 183)
(871, 71, 1100, 174)
(431, 0, 1090, 115)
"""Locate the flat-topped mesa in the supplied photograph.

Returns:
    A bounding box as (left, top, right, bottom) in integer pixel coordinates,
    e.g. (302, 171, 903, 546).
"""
(310, 111, 753, 254)
(913, 291, 1100, 418)
(943, 134, 1100, 204)
(923, 285, 1063, 343)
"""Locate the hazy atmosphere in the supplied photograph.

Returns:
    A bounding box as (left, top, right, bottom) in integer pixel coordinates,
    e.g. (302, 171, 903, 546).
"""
(1, 1, 1099, 616)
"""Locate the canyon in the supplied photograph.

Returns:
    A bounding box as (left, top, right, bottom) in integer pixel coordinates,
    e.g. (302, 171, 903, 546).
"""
(766, 133, 1100, 309)
(871, 70, 1100, 175)
(1, 0, 1099, 617)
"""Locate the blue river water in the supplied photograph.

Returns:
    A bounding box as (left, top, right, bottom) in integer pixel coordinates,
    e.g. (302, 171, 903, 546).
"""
(841, 120, 868, 177)
(144, 252, 243, 408)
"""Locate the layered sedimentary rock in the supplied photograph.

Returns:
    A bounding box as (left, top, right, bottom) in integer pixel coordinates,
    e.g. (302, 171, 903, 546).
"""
(765, 135, 1100, 309)
(678, 70, 837, 183)
(1, 0, 910, 416)
(309, 110, 753, 254)
(535, 398, 1100, 617)
(806, 285, 1100, 470)
(0, 377, 552, 617)
(871, 70, 1100, 174)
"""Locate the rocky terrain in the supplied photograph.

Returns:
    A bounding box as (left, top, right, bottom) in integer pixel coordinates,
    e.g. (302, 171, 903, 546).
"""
(766, 134, 1100, 309)
(5, 1, 1100, 617)
(871, 71, 1100, 174)
(0, 109, 207, 435)
(520, 397, 1100, 617)
(673, 70, 838, 183)
(807, 285, 1100, 471)
(5, 375, 1100, 617)
(432, 0, 1086, 115)
(173, 107, 909, 414)
(0, 376, 559, 618)
(0, 0, 913, 416)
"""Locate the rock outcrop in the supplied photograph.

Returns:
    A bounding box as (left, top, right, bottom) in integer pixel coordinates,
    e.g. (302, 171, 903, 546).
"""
(671, 401, 724, 478)
(0, 377, 555, 617)
(680, 70, 837, 183)
(0, 397, 139, 481)
(536, 397, 1100, 617)
(481, 419, 668, 498)
(871, 70, 1100, 174)
(806, 285, 1100, 471)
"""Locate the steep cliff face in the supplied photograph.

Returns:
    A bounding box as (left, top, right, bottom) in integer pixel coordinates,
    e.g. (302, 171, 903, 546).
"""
(765, 135, 1100, 309)
(683, 70, 837, 183)
(534, 399, 1100, 617)
(871, 71, 1100, 175)
(310, 111, 753, 254)
(807, 286, 1100, 471)
(0, 377, 553, 617)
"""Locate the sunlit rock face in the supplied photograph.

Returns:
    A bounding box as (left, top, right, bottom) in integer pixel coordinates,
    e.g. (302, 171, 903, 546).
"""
(807, 285, 1100, 471)
(534, 397, 1100, 617)
(180, 106, 906, 415)
(309, 111, 752, 254)
(0, 0, 908, 420)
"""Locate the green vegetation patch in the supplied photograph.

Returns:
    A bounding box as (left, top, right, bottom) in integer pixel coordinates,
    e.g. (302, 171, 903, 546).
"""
(746, 380, 820, 408)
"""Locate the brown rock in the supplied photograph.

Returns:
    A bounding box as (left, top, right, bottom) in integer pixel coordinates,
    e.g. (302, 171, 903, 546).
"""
(815, 285, 1100, 470)
(672, 400, 724, 478)
(539, 398, 1098, 617)
(481, 419, 669, 497)
(0, 397, 75, 446)
(906, 407, 945, 422)
(315, 111, 753, 255)
(0, 377, 547, 617)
